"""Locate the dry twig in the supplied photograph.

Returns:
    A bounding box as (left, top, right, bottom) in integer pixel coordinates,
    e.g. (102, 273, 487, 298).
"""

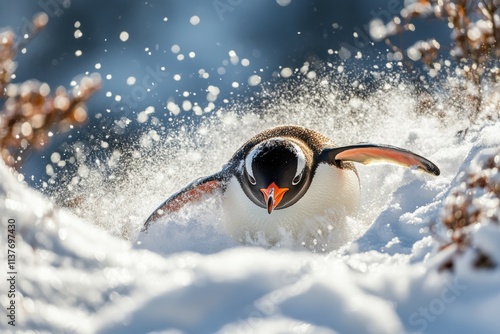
(0, 12, 101, 169)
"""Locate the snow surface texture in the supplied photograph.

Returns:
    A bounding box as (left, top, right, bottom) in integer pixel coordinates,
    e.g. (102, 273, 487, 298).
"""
(1, 84, 500, 333)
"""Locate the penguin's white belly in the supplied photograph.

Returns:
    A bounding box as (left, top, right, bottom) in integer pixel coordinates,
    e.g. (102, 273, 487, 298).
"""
(222, 164, 360, 250)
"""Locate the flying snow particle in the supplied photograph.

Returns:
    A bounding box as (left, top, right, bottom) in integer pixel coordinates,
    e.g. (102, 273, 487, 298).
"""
(189, 52, 196, 58)
(247, 74, 261, 86)
(206, 85, 220, 102)
(137, 111, 148, 123)
(192, 105, 203, 116)
(190, 16, 200, 26)
(182, 100, 192, 111)
(173, 74, 181, 81)
(46, 164, 54, 177)
(407, 47, 422, 61)
(368, 19, 386, 41)
(171, 44, 180, 54)
(74, 29, 83, 39)
(276, 0, 291, 6)
(338, 47, 351, 60)
(75, 50, 82, 57)
(229, 50, 239, 65)
(207, 85, 220, 96)
(204, 102, 215, 113)
(166, 101, 181, 115)
(306, 71, 316, 79)
(119, 31, 129, 42)
(126, 77, 136, 86)
(50, 152, 61, 164)
(217, 67, 226, 75)
(241, 58, 250, 67)
(95, 63, 101, 69)
(280, 67, 293, 78)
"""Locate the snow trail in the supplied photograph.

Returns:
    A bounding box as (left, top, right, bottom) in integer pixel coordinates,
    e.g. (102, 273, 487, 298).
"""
(2, 71, 500, 333)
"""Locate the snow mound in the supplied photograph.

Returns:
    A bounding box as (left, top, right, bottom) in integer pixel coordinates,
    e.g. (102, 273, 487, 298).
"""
(1, 122, 500, 333)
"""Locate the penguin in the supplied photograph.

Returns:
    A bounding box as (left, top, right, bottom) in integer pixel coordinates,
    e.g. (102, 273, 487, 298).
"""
(142, 125, 440, 249)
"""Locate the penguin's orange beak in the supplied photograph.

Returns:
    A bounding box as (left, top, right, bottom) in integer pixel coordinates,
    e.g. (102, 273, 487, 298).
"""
(260, 182, 289, 214)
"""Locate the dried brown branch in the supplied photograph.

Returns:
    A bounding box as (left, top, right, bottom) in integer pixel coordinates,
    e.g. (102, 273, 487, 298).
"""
(370, 0, 500, 121)
(437, 148, 500, 271)
(0, 13, 101, 169)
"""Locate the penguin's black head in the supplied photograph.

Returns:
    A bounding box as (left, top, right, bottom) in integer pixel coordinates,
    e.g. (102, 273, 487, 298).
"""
(240, 138, 313, 213)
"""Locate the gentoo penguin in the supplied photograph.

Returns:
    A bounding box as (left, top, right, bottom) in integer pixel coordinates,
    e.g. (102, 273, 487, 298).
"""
(142, 125, 439, 249)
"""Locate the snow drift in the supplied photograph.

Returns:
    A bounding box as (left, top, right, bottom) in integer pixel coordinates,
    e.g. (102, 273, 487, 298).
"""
(1, 78, 500, 333)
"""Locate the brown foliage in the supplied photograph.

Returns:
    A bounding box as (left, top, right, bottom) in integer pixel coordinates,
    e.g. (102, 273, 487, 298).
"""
(373, 0, 500, 120)
(437, 147, 500, 271)
(386, 0, 500, 77)
(0, 13, 101, 168)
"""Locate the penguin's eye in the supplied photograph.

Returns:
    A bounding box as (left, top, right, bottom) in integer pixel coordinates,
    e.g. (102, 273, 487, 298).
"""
(248, 173, 257, 185)
(292, 172, 302, 185)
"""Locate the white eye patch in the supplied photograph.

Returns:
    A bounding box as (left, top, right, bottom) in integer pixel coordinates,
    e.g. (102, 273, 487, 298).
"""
(289, 141, 306, 181)
(245, 144, 263, 184)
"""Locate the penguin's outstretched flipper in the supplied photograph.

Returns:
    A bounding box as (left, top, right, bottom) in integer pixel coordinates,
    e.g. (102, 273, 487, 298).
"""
(321, 144, 440, 176)
(142, 170, 229, 232)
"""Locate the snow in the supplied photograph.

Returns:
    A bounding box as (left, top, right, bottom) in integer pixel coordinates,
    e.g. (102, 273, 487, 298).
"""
(1, 81, 500, 333)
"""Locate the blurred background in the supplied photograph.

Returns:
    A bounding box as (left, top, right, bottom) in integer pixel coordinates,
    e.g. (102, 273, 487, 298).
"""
(0, 0, 449, 188)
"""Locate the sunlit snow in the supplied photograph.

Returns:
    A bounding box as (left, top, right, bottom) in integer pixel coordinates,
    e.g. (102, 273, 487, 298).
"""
(1, 67, 500, 333)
